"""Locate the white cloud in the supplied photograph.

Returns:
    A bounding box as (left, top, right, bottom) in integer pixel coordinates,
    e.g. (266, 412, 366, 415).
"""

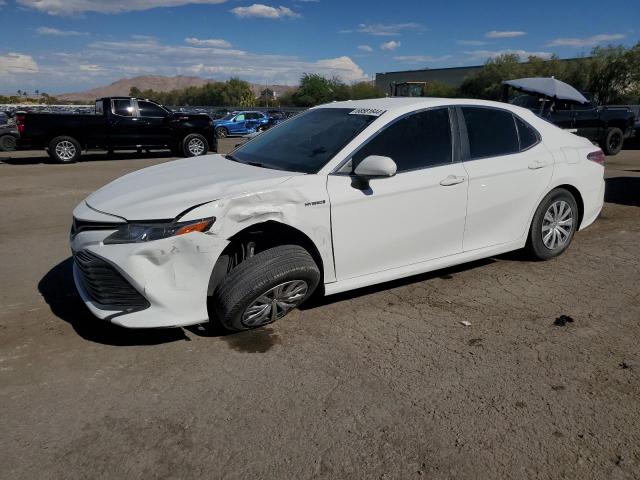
(185, 37, 231, 48)
(357, 45, 373, 53)
(457, 40, 487, 46)
(36, 26, 88, 36)
(485, 30, 526, 38)
(464, 49, 551, 61)
(17, 0, 227, 15)
(546, 33, 626, 47)
(393, 55, 451, 64)
(0, 53, 39, 75)
(230, 4, 300, 19)
(380, 40, 401, 51)
(341, 23, 423, 36)
(22, 37, 368, 90)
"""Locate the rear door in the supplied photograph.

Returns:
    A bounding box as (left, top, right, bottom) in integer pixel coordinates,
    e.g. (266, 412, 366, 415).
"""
(108, 99, 141, 147)
(572, 103, 600, 139)
(458, 106, 553, 251)
(135, 100, 171, 146)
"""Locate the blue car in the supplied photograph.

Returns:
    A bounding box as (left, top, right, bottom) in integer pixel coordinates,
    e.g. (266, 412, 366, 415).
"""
(214, 111, 269, 138)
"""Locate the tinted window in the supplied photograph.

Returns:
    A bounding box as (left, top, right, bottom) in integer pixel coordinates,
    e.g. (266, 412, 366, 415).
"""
(230, 108, 377, 174)
(112, 99, 133, 117)
(462, 107, 519, 159)
(352, 108, 452, 172)
(138, 101, 166, 117)
(95, 100, 103, 115)
(515, 116, 539, 150)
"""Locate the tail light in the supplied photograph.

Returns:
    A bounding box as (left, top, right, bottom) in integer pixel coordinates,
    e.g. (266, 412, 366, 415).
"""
(587, 149, 605, 166)
(15, 114, 25, 135)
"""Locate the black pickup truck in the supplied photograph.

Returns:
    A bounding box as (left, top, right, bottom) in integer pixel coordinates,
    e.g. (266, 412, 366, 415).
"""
(511, 94, 635, 155)
(16, 97, 217, 163)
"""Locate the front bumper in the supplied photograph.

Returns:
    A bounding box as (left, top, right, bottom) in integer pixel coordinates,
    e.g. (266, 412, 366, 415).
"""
(71, 228, 228, 328)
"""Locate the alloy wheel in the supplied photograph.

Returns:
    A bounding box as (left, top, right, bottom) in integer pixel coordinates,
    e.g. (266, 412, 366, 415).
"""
(55, 140, 76, 161)
(242, 280, 308, 327)
(187, 137, 205, 156)
(541, 200, 574, 250)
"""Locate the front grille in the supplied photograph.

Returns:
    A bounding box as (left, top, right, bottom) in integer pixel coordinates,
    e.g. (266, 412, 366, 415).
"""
(71, 217, 121, 237)
(74, 250, 149, 310)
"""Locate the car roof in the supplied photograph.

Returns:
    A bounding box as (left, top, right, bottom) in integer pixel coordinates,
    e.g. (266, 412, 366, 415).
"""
(317, 97, 532, 116)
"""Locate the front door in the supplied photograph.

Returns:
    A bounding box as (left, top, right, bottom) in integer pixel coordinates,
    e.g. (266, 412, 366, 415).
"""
(135, 100, 172, 146)
(229, 113, 247, 134)
(327, 108, 468, 280)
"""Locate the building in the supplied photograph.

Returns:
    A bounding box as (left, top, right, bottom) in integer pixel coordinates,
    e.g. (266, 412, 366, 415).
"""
(375, 65, 484, 95)
(375, 57, 588, 96)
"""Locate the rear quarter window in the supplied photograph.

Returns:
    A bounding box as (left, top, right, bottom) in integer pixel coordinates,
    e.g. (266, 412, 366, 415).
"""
(514, 116, 540, 151)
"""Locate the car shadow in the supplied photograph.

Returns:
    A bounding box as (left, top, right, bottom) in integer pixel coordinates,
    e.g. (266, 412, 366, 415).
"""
(1, 150, 176, 165)
(605, 176, 640, 207)
(38, 257, 189, 346)
(300, 258, 496, 310)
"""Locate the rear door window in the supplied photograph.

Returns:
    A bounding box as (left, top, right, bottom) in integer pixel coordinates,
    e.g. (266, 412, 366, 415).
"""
(461, 107, 519, 159)
(112, 99, 134, 117)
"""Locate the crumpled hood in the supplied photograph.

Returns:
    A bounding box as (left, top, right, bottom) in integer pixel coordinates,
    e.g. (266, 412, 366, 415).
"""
(85, 154, 299, 220)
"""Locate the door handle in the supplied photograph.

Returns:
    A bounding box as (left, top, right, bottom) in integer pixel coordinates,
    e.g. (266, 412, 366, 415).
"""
(439, 175, 466, 186)
(528, 160, 550, 170)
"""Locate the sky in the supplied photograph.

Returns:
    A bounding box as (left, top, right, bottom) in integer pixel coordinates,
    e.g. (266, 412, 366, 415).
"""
(0, 0, 638, 94)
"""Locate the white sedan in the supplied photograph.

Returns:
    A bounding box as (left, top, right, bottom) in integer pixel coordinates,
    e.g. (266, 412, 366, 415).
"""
(70, 98, 605, 330)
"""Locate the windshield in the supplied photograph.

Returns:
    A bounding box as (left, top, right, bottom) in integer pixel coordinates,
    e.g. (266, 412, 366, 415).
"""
(221, 113, 236, 121)
(229, 108, 378, 173)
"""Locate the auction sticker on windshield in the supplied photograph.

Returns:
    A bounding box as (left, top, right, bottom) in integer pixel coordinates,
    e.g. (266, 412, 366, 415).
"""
(349, 108, 386, 116)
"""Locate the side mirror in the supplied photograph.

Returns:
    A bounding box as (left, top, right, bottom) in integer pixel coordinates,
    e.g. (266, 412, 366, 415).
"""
(354, 155, 397, 178)
(351, 155, 397, 190)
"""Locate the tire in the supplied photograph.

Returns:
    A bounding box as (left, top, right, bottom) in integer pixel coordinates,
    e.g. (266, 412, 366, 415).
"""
(526, 189, 579, 260)
(48, 136, 81, 163)
(182, 133, 209, 157)
(215, 126, 228, 139)
(213, 245, 321, 331)
(601, 127, 624, 156)
(0, 134, 16, 151)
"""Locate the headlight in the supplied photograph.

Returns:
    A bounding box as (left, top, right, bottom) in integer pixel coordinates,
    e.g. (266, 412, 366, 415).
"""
(103, 217, 215, 245)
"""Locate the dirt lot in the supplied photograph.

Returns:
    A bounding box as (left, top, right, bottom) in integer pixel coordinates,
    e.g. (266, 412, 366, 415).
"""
(1, 143, 639, 479)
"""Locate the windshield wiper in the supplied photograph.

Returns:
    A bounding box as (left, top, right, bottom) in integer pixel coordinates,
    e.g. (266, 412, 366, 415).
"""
(225, 153, 240, 163)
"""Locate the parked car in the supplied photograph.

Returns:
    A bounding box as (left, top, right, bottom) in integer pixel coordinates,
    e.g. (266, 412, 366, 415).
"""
(214, 111, 269, 138)
(0, 113, 18, 151)
(16, 97, 216, 163)
(70, 98, 604, 331)
(510, 93, 635, 155)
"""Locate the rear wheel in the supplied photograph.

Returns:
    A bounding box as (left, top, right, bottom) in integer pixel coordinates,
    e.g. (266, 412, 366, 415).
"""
(48, 136, 81, 163)
(0, 134, 16, 151)
(601, 127, 623, 156)
(182, 134, 209, 157)
(212, 245, 320, 331)
(526, 189, 578, 260)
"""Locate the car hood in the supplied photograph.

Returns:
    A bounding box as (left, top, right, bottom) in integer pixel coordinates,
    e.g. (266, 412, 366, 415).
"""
(85, 154, 300, 221)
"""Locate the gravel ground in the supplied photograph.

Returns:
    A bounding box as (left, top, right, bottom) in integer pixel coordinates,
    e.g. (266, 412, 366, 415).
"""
(0, 143, 639, 479)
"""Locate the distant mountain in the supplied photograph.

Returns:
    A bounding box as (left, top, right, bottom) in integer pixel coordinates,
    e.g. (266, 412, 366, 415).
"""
(57, 75, 294, 103)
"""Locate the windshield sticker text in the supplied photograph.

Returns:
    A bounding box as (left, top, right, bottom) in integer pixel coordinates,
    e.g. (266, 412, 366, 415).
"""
(349, 108, 386, 117)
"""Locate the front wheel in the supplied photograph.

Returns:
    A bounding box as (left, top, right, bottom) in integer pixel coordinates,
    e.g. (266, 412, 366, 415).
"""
(48, 136, 81, 163)
(526, 189, 578, 260)
(601, 127, 624, 156)
(182, 134, 209, 157)
(215, 126, 228, 139)
(212, 245, 321, 331)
